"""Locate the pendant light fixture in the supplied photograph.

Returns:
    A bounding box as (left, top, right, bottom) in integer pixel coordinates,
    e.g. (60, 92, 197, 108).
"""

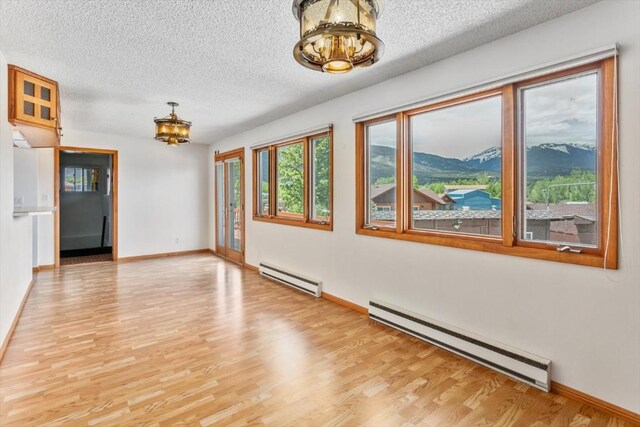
(153, 102, 192, 146)
(292, 0, 384, 74)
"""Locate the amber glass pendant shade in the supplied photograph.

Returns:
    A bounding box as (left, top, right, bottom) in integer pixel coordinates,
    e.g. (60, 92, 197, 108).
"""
(154, 102, 192, 145)
(292, 0, 384, 74)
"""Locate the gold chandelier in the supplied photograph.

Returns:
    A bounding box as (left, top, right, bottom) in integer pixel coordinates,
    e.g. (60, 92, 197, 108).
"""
(154, 102, 192, 146)
(292, 0, 384, 74)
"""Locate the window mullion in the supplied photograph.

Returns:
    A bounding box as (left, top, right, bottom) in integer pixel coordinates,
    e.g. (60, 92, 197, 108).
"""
(303, 137, 310, 222)
(502, 84, 516, 247)
(270, 146, 276, 218)
(393, 112, 405, 233)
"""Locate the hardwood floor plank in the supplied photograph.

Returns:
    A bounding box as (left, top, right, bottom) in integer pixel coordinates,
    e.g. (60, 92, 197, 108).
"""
(0, 254, 631, 426)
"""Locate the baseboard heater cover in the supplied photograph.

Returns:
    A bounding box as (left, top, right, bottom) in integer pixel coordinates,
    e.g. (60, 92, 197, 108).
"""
(259, 263, 322, 297)
(369, 299, 551, 391)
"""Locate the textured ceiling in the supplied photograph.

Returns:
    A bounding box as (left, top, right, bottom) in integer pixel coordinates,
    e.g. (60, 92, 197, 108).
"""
(0, 0, 598, 144)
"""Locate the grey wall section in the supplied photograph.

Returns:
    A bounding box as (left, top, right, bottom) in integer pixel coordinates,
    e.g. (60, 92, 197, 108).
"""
(59, 152, 112, 251)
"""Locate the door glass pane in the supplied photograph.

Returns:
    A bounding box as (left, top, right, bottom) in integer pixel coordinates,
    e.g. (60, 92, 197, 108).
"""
(83, 168, 99, 191)
(24, 81, 35, 96)
(75, 168, 83, 191)
(41, 86, 51, 101)
(227, 159, 242, 252)
(24, 101, 35, 116)
(276, 142, 304, 218)
(216, 164, 225, 248)
(310, 134, 330, 222)
(64, 167, 75, 191)
(41, 105, 51, 120)
(410, 95, 502, 237)
(520, 72, 598, 247)
(257, 149, 270, 216)
(365, 119, 397, 228)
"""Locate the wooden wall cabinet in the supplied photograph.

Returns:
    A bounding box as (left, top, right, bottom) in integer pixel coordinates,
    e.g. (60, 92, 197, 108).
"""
(8, 65, 61, 147)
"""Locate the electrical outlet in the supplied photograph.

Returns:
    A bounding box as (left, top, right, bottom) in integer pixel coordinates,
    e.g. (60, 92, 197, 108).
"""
(14, 196, 24, 207)
(175, 238, 180, 244)
(41, 194, 49, 202)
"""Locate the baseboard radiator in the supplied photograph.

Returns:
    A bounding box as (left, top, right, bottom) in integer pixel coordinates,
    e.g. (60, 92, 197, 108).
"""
(259, 263, 322, 297)
(369, 299, 551, 391)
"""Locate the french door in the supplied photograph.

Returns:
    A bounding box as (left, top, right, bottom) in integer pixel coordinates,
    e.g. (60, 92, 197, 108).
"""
(215, 148, 244, 264)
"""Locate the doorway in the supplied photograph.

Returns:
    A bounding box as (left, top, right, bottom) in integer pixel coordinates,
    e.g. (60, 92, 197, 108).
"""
(54, 147, 118, 267)
(214, 148, 244, 264)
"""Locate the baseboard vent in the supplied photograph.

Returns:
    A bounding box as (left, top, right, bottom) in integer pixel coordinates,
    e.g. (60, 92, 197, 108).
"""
(259, 263, 321, 297)
(369, 299, 551, 391)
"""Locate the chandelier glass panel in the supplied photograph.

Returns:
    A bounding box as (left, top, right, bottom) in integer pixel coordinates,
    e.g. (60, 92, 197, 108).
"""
(293, 0, 384, 73)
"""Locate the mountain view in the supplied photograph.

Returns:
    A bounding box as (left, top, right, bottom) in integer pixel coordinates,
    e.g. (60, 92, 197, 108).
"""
(370, 143, 596, 185)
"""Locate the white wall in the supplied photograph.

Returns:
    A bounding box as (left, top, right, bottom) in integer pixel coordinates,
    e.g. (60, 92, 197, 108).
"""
(13, 147, 39, 266)
(37, 129, 211, 259)
(0, 50, 34, 348)
(209, 1, 640, 413)
(12, 148, 56, 267)
(36, 149, 54, 266)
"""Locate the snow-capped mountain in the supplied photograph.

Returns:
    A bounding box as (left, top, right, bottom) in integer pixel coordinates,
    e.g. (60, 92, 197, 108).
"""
(463, 146, 502, 163)
(463, 146, 502, 171)
(369, 143, 596, 183)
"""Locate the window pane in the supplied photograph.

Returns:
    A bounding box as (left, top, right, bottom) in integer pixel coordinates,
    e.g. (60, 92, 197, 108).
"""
(75, 168, 83, 191)
(310, 135, 330, 222)
(257, 149, 270, 216)
(83, 168, 99, 191)
(64, 168, 75, 191)
(276, 142, 304, 218)
(227, 160, 242, 251)
(216, 164, 225, 247)
(83, 169, 90, 191)
(520, 72, 598, 247)
(366, 119, 397, 227)
(410, 96, 502, 237)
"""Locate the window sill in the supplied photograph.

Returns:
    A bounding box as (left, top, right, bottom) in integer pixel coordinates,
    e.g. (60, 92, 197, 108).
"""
(356, 227, 615, 269)
(253, 215, 332, 231)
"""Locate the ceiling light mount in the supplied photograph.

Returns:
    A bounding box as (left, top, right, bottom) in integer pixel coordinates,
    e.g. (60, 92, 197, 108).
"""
(292, 0, 385, 74)
(154, 101, 192, 146)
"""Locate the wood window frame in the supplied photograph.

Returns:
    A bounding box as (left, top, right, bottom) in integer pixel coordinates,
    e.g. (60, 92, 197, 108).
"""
(252, 129, 333, 231)
(355, 59, 618, 269)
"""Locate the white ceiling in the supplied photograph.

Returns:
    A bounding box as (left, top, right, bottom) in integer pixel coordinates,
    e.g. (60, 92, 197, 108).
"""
(0, 0, 598, 144)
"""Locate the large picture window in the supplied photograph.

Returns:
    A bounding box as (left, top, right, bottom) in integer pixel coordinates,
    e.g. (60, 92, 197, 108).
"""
(356, 59, 617, 268)
(253, 129, 333, 230)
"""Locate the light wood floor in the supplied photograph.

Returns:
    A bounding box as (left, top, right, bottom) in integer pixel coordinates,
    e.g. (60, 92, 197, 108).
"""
(0, 254, 630, 426)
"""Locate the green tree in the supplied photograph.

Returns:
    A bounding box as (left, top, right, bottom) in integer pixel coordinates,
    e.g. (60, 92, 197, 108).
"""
(375, 176, 395, 184)
(277, 143, 304, 214)
(486, 181, 501, 198)
(527, 170, 596, 203)
(427, 182, 445, 194)
(312, 137, 331, 218)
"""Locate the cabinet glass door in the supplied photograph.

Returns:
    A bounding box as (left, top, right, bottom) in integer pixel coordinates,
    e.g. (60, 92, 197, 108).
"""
(15, 72, 57, 128)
